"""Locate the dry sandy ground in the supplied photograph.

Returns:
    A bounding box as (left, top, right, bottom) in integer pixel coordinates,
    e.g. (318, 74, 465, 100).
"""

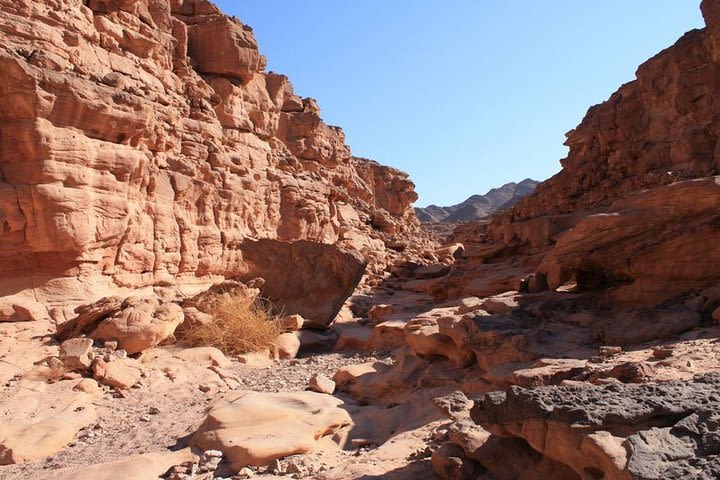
(0, 339, 407, 480)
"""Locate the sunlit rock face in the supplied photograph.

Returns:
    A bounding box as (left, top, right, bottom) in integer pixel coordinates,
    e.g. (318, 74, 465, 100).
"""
(0, 0, 423, 318)
(446, 1, 720, 307)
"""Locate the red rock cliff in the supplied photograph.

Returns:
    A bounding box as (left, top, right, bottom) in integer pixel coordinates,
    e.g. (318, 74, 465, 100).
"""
(447, 0, 720, 306)
(0, 0, 422, 318)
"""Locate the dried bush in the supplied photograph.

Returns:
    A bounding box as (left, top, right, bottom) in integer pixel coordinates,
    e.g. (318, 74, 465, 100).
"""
(27, 359, 70, 383)
(181, 293, 282, 355)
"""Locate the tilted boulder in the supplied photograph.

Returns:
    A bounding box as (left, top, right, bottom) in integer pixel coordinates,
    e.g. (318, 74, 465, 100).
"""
(239, 239, 367, 328)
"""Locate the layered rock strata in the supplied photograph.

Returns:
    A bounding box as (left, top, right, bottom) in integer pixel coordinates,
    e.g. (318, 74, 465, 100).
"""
(443, 0, 720, 307)
(0, 0, 424, 321)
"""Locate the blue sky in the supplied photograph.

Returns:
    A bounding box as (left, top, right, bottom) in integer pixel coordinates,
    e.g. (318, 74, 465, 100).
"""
(213, 1, 704, 207)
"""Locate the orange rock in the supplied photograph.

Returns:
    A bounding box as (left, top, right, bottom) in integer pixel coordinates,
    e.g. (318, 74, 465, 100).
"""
(0, 0, 426, 317)
(191, 391, 351, 471)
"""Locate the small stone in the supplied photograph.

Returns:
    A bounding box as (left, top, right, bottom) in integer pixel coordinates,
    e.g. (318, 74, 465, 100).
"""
(139, 415, 151, 422)
(92, 358, 142, 390)
(114, 349, 128, 359)
(148, 406, 161, 415)
(47, 356, 65, 371)
(285, 460, 306, 475)
(431, 443, 475, 480)
(368, 304, 393, 321)
(199, 384, 212, 393)
(598, 346, 622, 357)
(74, 378, 101, 394)
(651, 345, 675, 359)
(237, 467, 255, 479)
(279, 314, 305, 332)
(59, 337, 94, 370)
(308, 374, 335, 395)
(431, 426, 449, 442)
(104, 340, 118, 351)
(274, 332, 301, 360)
(202, 449, 223, 459)
(269, 459, 283, 474)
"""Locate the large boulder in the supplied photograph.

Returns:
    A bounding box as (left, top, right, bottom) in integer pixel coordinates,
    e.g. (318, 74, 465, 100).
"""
(191, 390, 352, 471)
(239, 239, 367, 328)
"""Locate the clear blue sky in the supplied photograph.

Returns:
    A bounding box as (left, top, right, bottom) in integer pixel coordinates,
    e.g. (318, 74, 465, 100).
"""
(213, 1, 704, 207)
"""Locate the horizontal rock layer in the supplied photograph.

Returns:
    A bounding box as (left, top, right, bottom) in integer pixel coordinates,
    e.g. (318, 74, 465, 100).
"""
(0, 0, 424, 317)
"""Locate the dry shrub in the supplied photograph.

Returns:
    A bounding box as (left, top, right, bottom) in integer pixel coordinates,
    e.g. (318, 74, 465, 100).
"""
(26, 361, 70, 383)
(182, 293, 282, 355)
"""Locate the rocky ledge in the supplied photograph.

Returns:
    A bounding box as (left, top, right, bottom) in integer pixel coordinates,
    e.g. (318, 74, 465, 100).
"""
(456, 374, 720, 479)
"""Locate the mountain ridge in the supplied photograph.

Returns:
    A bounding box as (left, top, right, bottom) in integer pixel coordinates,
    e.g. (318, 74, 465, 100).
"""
(415, 178, 540, 223)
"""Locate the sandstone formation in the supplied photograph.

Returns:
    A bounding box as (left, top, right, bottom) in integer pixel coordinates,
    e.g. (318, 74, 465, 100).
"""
(6, 0, 720, 479)
(0, 0, 424, 321)
(440, 0, 720, 307)
(191, 390, 352, 471)
(0, 393, 96, 465)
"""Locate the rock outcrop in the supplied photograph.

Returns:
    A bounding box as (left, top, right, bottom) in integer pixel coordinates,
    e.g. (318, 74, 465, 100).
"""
(442, 0, 720, 307)
(468, 374, 720, 479)
(191, 390, 352, 472)
(0, 0, 425, 319)
(538, 177, 720, 305)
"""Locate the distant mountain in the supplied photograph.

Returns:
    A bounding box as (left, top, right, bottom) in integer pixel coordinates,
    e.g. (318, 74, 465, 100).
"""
(415, 178, 540, 223)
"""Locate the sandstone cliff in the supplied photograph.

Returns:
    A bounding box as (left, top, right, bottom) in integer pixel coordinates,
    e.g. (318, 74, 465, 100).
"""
(0, 0, 425, 321)
(443, 0, 720, 306)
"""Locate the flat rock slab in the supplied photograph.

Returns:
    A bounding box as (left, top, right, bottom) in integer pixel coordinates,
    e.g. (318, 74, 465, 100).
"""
(191, 390, 352, 472)
(0, 394, 96, 465)
(56, 449, 197, 480)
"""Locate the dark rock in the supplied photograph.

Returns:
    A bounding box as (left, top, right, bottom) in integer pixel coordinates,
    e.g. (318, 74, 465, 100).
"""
(469, 373, 720, 480)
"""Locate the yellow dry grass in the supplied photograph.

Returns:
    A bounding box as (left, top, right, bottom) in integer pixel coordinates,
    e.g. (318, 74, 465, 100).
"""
(27, 362, 70, 383)
(182, 293, 282, 355)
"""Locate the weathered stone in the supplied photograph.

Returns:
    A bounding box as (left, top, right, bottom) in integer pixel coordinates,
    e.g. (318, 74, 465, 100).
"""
(0, 0, 425, 320)
(470, 373, 720, 480)
(431, 443, 476, 480)
(239, 239, 367, 328)
(273, 332, 300, 360)
(59, 338, 94, 371)
(308, 373, 335, 395)
(278, 314, 304, 332)
(191, 391, 351, 471)
(92, 358, 142, 390)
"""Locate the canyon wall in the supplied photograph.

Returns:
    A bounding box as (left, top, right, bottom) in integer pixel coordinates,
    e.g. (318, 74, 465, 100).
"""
(0, 0, 423, 320)
(446, 0, 720, 307)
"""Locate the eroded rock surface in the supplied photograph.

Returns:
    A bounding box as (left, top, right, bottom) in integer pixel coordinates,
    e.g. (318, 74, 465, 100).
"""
(0, 0, 425, 316)
(470, 374, 720, 480)
(441, 0, 720, 307)
(191, 390, 352, 471)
